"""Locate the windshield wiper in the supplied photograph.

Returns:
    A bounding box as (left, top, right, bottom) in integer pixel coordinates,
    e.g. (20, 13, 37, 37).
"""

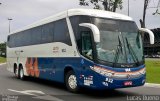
(125, 37, 139, 65)
(113, 36, 123, 67)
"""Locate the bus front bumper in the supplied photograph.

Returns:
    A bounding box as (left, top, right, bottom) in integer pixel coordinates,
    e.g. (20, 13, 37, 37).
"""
(78, 73, 146, 90)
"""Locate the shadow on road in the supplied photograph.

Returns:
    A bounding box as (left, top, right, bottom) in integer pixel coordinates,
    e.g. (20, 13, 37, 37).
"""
(7, 75, 137, 97)
(3, 75, 141, 101)
(81, 89, 136, 98)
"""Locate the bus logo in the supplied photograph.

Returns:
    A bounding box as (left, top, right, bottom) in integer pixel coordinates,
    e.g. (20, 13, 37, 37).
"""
(125, 68, 131, 72)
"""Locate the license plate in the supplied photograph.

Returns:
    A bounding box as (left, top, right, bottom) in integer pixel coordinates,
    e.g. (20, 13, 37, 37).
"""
(124, 81, 132, 86)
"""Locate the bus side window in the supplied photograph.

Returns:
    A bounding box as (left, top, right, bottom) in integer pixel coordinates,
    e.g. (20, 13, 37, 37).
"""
(53, 19, 72, 46)
(81, 31, 93, 60)
(7, 36, 10, 42)
(7, 36, 10, 47)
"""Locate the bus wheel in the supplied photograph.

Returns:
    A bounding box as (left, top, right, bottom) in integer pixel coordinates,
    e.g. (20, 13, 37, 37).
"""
(65, 71, 79, 93)
(19, 66, 25, 80)
(14, 66, 18, 78)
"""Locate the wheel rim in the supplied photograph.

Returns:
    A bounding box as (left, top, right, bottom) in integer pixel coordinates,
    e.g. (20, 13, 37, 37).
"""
(20, 68, 24, 79)
(68, 75, 77, 89)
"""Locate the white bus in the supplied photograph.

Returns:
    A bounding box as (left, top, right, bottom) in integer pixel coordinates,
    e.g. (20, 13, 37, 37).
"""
(7, 9, 154, 92)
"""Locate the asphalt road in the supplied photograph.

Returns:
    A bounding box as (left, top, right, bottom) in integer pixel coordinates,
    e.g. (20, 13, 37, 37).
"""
(0, 64, 160, 101)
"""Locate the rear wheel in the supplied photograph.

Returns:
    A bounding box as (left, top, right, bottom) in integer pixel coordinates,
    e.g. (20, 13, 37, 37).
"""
(14, 65, 18, 78)
(65, 71, 79, 93)
(18, 66, 26, 80)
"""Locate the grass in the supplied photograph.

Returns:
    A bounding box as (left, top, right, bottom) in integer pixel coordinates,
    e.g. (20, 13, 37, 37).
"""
(145, 59, 160, 84)
(0, 57, 6, 63)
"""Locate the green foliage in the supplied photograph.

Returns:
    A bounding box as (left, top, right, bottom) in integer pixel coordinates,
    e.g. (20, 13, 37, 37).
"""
(79, 0, 123, 12)
(0, 57, 6, 63)
(0, 42, 6, 57)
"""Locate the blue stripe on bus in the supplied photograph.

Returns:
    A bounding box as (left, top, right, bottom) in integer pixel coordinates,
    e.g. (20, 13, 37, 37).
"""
(26, 57, 145, 89)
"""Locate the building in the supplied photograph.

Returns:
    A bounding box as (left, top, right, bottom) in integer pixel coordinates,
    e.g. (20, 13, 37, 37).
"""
(144, 28, 160, 57)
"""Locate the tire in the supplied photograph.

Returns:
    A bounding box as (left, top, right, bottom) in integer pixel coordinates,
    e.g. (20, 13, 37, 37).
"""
(65, 71, 79, 93)
(18, 66, 26, 80)
(14, 66, 18, 78)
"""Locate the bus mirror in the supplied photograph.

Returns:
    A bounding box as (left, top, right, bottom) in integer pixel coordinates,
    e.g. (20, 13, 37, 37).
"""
(79, 23, 100, 43)
(139, 28, 154, 44)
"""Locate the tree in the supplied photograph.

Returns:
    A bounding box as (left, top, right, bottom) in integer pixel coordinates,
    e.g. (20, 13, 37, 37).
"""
(153, 0, 160, 15)
(0, 42, 6, 57)
(153, 9, 160, 15)
(79, 0, 123, 12)
(140, 0, 160, 28)
(139, 0, 149, 28)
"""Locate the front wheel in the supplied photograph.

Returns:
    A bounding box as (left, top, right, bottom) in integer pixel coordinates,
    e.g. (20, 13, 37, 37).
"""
(65, 71, 79, 93)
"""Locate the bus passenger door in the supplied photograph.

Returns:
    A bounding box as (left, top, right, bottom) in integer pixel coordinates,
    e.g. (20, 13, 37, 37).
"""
(79, 31, 94, 86)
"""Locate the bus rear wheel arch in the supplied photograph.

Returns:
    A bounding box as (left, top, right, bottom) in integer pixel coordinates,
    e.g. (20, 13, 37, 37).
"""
(65, 70, 79, 93)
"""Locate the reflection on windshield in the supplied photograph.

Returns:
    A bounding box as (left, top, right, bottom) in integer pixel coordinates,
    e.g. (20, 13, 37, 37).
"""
(93, 18, 143, 64)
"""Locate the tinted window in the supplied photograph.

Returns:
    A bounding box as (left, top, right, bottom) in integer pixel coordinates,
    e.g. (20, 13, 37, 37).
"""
(7, 36, 10, 46)
(69, 16, 91, 42)
(31, 26, 42, 45)
(69, 16, 91, 52)
(81, 31, 93, 60)
(7, 18, 72, 48)
(8, 34, 15, 47)
(41, 23, 54, 43)
(14, 32, 22, 47)
(54, 19, 72, 46)
(22, 30, 32, 46)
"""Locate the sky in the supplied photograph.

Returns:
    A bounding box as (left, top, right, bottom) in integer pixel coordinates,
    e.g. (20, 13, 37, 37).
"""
(0, 0, 160, 43)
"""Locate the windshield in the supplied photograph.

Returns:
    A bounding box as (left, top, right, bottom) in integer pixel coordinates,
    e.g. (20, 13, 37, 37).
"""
(93, 18, 143, 64)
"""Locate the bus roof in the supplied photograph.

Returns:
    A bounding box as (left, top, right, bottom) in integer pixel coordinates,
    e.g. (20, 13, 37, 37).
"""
(68, 9, 132, 21)
(10, 8, 133, 35)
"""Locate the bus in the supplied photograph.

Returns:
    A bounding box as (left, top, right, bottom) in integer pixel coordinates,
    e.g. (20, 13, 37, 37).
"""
(7, 9, 154, 92)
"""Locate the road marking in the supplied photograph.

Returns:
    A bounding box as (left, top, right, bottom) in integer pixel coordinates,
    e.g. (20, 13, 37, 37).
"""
(145, 83, 160, 88)
(8, 89, 63, 101)
(8, 89, 45, 96)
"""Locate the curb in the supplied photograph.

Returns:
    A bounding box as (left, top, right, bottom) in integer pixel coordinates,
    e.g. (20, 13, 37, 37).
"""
(0, 63, 6, 66)
(145, 83, 160, 88)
